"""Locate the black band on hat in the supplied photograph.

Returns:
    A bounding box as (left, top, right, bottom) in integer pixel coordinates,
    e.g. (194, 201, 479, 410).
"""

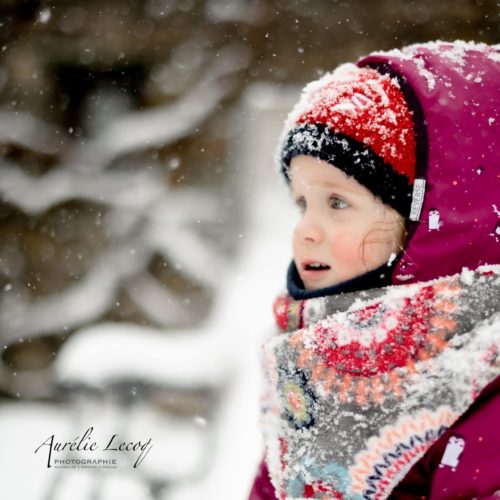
(281, 122, 413, 217)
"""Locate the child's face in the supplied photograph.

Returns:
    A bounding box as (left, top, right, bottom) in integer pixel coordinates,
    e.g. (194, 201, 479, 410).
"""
(290, 155, 403, 290)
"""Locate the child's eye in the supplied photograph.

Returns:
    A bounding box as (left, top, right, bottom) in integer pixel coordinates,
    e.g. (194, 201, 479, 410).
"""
(294, 197, 306, 212)
(330, 195, 349, 209)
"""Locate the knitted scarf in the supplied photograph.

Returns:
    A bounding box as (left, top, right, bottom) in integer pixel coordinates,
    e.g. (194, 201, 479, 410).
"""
(261, 265, 500, 500)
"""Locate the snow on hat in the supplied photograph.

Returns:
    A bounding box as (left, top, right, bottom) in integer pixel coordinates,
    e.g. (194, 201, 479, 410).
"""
(278, 64, 417, 216)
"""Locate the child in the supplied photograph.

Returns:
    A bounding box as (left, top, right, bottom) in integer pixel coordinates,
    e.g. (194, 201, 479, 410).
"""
(249, 41, 500, 499)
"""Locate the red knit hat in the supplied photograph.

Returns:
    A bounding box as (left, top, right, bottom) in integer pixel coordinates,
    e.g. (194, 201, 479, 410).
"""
(279, 64, 417, 216)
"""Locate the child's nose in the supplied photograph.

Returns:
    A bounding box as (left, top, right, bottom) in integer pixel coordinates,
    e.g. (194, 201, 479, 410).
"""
(295, 213, 324, 244)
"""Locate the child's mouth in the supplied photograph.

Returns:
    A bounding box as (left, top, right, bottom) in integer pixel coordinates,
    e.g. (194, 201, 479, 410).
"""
(304, 263, 331, 271)
(301, 262, 331, 281)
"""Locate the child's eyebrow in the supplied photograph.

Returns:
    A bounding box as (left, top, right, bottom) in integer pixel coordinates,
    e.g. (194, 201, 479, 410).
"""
(320, 179, 360, 194)
(320, 180, 341, 188)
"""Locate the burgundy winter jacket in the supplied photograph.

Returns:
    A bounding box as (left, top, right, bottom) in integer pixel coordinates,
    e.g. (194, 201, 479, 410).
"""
(392, 375, 500, 498)
(250, 41, 500, 499)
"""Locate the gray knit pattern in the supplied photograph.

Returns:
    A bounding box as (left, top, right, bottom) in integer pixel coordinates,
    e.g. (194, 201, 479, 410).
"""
(261, 266, 500, 499)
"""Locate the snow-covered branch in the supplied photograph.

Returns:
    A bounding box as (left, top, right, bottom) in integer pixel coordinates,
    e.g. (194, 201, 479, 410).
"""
(0, 185, 227, 340)
(0, 110, 63, 156)
(55, 322, 235, 390)
(0, 161, 165, 214)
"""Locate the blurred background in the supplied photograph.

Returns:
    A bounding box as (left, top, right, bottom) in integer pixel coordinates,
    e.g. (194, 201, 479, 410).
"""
(0, 1, 497, 499)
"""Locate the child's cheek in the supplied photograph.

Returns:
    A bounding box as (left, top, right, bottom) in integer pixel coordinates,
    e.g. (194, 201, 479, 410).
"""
(328, 232, 363, 267)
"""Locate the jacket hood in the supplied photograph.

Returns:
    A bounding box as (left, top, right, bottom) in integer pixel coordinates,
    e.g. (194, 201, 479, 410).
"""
(358, 40, 500, 285)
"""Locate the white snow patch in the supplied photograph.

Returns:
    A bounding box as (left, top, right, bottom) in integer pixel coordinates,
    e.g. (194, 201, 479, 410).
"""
(487, 51, 500, 63)
(55, 323, 233, 389)
(387, 253, 397, 267)
(413, 56, 436, 92)
(460, 267, 475, 286)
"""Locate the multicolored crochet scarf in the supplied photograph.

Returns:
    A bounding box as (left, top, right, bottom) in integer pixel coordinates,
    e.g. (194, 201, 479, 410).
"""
(260, 265, 500, 500)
